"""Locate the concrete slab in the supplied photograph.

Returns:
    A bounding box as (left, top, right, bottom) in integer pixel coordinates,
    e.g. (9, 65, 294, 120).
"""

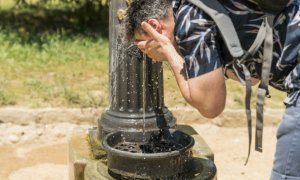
(68, 128, 92, 180)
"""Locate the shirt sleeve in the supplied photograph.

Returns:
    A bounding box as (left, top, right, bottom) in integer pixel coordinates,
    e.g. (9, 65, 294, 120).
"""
(174, 1, 222, 79)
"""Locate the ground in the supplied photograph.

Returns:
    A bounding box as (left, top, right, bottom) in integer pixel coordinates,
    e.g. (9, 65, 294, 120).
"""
(195, 124, 277, 180)
(0, 121, 278, 180)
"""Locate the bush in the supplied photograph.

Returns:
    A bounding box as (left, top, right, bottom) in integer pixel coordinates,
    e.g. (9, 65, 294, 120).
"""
(1, 0, 109, 42)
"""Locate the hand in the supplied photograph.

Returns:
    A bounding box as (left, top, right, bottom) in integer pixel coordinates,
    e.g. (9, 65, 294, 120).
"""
(135, 39, 167, 61)
(134, 21, 175, 62)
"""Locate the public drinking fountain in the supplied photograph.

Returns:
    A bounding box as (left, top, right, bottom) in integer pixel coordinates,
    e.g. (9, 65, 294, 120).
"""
(68, 0, 217, 179)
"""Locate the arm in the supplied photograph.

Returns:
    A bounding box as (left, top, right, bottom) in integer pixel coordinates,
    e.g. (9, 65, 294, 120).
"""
(140, 22, 226, 118)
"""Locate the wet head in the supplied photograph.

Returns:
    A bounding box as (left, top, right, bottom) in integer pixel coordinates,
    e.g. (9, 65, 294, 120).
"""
(126, 0, 175, 42)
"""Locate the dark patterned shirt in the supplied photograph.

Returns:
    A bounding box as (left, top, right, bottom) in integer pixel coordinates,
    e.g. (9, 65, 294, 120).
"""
(172, 0, 300, 105)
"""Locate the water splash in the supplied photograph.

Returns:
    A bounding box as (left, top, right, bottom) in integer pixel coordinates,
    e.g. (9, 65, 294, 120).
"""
(109, 43, 139, 111)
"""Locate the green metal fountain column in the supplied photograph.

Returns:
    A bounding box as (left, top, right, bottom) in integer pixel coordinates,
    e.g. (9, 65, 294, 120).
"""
(98, 0, 176, 138)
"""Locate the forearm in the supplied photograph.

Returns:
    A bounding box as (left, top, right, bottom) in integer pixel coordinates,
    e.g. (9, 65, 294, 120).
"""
(164, 48, 194, 105)
(136, 21, 226, 118)
(165, 47, 226, 118)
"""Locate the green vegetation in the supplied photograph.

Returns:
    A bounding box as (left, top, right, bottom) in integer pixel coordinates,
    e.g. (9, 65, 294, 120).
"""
(0, 0, 109, 107)
(163, 69, 286, 109)
(0, 0, 286, 109)
(225, 79, 286, 109)
(0, 35, 109, 107)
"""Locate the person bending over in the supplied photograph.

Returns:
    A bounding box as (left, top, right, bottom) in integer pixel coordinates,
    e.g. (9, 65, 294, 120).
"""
(126, 0, 300, 179)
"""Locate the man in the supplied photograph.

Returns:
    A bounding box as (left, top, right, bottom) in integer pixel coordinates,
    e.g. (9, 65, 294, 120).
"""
(126, 0, 300, 179)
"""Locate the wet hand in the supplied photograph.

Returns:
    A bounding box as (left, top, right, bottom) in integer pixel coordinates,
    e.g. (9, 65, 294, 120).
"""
(135, 22, 175, 62)
(135, 39, 166, 61)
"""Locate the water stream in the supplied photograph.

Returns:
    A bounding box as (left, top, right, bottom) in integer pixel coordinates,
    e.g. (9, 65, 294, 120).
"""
(142, 53, 147, 145)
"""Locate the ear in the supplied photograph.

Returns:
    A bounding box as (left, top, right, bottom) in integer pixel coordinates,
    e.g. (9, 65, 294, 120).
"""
(147, 19, 162, 33)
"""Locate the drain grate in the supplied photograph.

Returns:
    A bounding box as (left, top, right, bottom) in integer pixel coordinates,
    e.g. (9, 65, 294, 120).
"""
(114, 141, 183, 154)
(114, 142, 141, 153)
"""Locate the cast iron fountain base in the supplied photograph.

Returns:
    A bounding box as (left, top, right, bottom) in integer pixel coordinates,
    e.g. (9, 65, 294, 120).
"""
(68, 125, 217, 180)
(86, 157, 216, 180)
(103, 130, 195, 179)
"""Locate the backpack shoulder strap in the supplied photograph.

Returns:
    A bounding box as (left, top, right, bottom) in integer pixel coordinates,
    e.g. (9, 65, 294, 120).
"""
(187, 0, 273, 165)
(187, 0, 244, 58)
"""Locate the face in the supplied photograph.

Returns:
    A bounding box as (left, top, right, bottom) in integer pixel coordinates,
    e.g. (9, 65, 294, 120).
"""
(134, 30, 152, 43)
(134, 9, 175, 44)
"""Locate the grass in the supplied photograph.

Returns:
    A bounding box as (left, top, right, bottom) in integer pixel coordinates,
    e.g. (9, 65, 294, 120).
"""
(163, 66, 286, 109)
(0, 34, 109, 107)
(0, 0, 286, 109)
(225, 79, 286, 109)
(0, 0, 109, 108)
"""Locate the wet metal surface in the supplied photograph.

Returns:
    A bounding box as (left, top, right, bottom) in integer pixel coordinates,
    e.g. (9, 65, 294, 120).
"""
(68, 125, 217, 180)
(102, 129, 195, 179)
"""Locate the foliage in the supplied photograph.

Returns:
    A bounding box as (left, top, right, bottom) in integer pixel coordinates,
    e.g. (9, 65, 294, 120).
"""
(0, 0, 110, 107)
(4, 0, 109, 39)
(13, 0, 109, 7)
(0, 31, 110, 107)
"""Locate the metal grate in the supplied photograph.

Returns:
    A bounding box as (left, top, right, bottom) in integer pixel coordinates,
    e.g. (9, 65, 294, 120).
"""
(114, 142, 141, 153)
(113, 141, 183, 154)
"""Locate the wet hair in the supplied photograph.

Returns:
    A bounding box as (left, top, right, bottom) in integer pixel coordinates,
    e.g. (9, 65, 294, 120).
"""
(126, 0, 172, 39)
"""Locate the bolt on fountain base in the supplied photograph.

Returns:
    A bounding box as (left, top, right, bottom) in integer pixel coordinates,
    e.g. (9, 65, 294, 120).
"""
(68, 124, 217, 180)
